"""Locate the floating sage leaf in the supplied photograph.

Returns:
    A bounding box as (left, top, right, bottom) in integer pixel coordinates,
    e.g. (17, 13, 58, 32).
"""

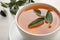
(0, 10, 7, 17)
(1, 2, 8, 8)
(10, 5, 19, 15)
(45, 11, 53, 23)
(34, 10, 41, 16)
(28, 18, 44, 28)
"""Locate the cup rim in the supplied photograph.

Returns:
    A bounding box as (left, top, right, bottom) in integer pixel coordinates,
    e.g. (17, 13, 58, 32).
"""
(15, 3, 60, 36)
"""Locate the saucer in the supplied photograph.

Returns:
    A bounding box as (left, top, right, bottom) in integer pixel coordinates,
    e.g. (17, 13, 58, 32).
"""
(9, 21, 23, 40)
(9, 21, 60, 40)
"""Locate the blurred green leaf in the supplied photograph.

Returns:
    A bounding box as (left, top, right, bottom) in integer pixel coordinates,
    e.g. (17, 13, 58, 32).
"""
(19, 0, 27, 2)
(9, 0, 27, 8)
(31, 0, 34, 3)
(0, 10, 7, 17)
(9, 0, 28, 14)
(10, 5, 19, 15)
(0, 0, 35, 17)
(16, 1, 25, 6)
(9, 2, 16, 8)
(10, 0, 16, 2)
(29, 0, 34, 3)
(1, 2, 8, 8)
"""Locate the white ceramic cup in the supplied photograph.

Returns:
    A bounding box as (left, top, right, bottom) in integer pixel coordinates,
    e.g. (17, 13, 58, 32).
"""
(15, 3, 60, 40)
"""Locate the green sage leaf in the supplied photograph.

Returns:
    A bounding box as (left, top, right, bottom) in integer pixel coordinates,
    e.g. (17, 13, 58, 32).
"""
(45, 11, 53, 23)
(29, 0, 34, 3)
(28, 18, 44, 28)
(16, 1, 25, 6)
(0, 10, 7, 17)
(30, 0, 34, 3)
(34, 10, 41, 16)
(10, 5, 19, 15)
(9, 2, 16, 9)
(19, 0, 27, 2)
(1, 2, 8, 8)
(10, 0, 16, 2)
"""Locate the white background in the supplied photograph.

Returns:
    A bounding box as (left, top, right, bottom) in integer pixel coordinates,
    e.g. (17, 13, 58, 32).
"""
(0, 0, 60, 40)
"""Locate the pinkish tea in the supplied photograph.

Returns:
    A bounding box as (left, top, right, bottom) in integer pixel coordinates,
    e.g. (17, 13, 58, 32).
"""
(17, 4, 60, 34)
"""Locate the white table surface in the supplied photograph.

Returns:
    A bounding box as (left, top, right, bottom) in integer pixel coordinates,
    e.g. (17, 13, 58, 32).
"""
(0, 0, 60, 40)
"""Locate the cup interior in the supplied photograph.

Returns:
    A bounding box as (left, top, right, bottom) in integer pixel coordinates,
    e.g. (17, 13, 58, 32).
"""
(15, 3, 60, 36)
